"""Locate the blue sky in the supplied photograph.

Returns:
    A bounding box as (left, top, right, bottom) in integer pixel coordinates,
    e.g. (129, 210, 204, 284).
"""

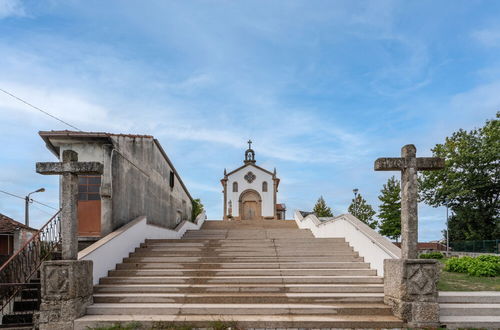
(0, 0, 499, 241)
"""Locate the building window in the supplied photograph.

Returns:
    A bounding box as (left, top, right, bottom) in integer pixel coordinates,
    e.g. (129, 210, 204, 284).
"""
(169, 171, 175, 188)
(262, 181, 268, 192)
(233, 182, 238, 192)
(78, 175, 101, 201)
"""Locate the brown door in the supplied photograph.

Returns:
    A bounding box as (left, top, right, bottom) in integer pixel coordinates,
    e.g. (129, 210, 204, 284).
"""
(77, 175, 101, 236)
(243, 201, 258, 220)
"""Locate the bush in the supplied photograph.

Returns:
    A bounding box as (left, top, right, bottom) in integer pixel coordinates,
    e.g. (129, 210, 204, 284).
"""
(419, 252, 444, 259)
(445, 256, 473, 273)
(467, 259, 499, 277)
(476, 255, 500, 264)
(444, 255, 500, 277)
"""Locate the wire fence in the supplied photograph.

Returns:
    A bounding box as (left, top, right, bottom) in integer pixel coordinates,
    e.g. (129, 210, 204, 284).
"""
(450, 240, 500, 254)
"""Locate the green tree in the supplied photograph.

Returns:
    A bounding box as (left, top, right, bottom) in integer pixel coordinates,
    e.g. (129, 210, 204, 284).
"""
(420, 113, 500, 240)
(378, 176, 402, 241)
(348, 192, 377, 229)
(313, 196, 333, 217)
(191, 198, 204, 221)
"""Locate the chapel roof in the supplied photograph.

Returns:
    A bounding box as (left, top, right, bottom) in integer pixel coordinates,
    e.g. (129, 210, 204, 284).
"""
(0, 213, 37, 234)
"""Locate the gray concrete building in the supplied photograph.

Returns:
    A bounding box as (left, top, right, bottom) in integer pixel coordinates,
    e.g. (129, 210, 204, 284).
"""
(39, 131, 193, 249)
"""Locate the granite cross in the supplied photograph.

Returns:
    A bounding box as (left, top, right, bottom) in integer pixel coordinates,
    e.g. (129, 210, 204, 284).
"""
(375, 144, 444, 259)
(36, 150, 104, 260)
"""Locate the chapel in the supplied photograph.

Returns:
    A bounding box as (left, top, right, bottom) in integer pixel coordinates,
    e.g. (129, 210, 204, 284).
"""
(221, 141, 286, 220)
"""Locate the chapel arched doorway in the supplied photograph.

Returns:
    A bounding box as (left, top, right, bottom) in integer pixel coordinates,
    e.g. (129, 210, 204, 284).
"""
(239, 189, 262, 220)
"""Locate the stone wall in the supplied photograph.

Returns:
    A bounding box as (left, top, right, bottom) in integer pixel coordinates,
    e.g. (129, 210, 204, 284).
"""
(109, 136, 192, 231)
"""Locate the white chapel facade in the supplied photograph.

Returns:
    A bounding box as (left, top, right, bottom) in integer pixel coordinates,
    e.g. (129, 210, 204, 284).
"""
(221, 141, 286, 220)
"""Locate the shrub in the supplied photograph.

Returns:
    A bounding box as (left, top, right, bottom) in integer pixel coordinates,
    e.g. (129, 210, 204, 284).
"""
(445, 256, 473, 273)
(419, 252, 444, 259)
(476, 255, 500, 264)
(467, 259, 499, 277)
(444, 255, 500, 277)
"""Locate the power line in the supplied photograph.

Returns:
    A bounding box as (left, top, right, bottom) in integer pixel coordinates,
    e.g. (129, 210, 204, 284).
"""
(0, 87, 82, 131)
(0, 189, 58, 210)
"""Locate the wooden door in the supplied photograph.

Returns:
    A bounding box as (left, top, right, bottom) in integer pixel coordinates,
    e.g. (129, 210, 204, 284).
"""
(243, 201, 257, 220)
(77, 175, 101, 236)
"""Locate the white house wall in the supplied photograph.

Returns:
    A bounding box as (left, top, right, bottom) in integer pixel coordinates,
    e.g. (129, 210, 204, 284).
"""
(227, 165, 274, 217)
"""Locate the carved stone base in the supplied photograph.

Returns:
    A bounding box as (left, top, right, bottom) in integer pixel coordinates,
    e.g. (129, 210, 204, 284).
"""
(36, 260, 93, 330)
(384, 259, 440, 327)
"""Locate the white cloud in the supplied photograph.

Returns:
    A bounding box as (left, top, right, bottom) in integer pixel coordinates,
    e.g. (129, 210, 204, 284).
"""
(0, 0, 25, 19)
(473, 28, 500, 48)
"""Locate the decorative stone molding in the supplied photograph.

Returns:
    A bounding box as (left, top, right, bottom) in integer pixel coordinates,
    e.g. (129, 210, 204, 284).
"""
(36, 260, 93, 330)
(244, 171, 256, 183)
(384, 259, 440, 327)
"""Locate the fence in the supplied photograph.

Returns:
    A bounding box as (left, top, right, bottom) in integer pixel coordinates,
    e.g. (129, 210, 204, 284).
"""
(450, 239, 500, 254)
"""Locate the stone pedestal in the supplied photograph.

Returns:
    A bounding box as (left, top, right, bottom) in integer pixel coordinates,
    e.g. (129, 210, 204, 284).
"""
(384, 259, 440, 328)
(36, 260, 93, 330)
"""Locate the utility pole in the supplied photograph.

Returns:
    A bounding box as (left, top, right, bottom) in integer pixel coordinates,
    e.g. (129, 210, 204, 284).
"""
(25, 188, 45, 227)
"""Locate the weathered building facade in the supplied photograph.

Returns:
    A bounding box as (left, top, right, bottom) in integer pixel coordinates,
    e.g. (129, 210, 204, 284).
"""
(40, 131, 193, 248)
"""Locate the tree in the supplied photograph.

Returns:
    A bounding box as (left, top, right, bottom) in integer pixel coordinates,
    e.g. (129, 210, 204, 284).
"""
(420, 113, 499, 241)
(191, 198, 204, 221)
(313, 196, 333, 217)
(348, 192, 377, 229)
(378, 176, 401, 241)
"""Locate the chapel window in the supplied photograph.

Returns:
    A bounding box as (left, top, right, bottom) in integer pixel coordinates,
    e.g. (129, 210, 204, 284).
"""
(233, 182, 238, 192)
(262, 181, 268, 192)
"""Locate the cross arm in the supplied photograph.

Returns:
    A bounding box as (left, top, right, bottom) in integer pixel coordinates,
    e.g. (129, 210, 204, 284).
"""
(36, 162, 104, 175)
(416, 157, 445, 171)
(374, 157, 404, 171)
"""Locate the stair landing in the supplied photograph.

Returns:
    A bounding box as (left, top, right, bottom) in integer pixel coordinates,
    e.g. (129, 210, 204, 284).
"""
(75, 220, 403, 329)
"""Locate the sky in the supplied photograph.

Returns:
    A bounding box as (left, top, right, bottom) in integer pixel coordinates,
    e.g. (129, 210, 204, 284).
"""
(0, 0, 499, 241)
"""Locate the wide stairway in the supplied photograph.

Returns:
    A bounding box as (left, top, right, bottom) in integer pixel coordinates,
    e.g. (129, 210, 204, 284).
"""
(75, 220, 403, 329)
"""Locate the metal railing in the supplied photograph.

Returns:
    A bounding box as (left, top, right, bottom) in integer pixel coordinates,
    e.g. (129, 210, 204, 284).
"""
(450, 239, 500, 254)
(0, 210, 61, 320)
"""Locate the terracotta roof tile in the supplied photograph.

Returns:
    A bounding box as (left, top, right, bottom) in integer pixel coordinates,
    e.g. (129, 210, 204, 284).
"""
(0, 213, 36, 233)
(39, 130, 153, 139)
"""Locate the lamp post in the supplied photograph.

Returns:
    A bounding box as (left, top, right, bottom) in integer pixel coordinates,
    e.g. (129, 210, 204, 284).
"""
(353, 188, 359, 216)
(446, 204, 449, 254)
(25, 188, 45, 227)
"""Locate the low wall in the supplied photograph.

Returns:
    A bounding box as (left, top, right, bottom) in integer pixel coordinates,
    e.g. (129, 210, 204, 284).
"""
(78, 212, 206, 284)
(444, 251, 500, 258)
(294, 211, 400, 276)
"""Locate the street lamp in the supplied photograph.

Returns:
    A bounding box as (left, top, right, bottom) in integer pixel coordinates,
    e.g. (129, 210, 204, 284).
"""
(353, 188, 359, 215)
(25, 188, 45, 227)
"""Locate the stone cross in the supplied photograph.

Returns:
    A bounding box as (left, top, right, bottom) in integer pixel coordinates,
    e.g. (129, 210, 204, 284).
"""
(375, 144, 444, 259)
(36, 150, 103, 260)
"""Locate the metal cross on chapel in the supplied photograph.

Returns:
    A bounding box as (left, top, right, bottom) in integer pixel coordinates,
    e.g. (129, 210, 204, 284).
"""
(36, 150, 103, 260)
(374, 144, 444, 259)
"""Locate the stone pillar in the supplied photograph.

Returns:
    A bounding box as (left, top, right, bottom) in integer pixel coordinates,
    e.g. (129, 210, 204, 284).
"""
(384, 259, 440, 327)
(375, 145, 444, 327)
(36, 260, 93, 330)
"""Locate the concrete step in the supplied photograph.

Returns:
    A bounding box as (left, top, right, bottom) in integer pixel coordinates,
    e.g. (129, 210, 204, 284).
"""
(144, 238, 347, 243)
(439, 303, 500, 316)
(439, 316, 500, 329)
(123, 256, 365, 262)
(74, 314, 404, 329)
(115, 261, 371, 269)
(85, 302, 394, 316)
(129, 251, 358, 258)
(136, 244, 353, 251)
(107, 268, 377, 277)
(94, 283, 384, 294)
(99, 275, 384, 285)
(92, 292, 385, 304)
(439, 291, 500, 304)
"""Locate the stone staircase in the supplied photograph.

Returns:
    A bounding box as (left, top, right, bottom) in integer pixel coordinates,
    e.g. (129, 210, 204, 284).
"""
(439, 291, 500, 329)
(75, 220, 403, 329)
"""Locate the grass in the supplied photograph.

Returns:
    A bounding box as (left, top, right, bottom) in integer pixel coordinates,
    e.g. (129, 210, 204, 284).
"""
(88, 320, 240, 330)
(437, 258, 500, 291)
